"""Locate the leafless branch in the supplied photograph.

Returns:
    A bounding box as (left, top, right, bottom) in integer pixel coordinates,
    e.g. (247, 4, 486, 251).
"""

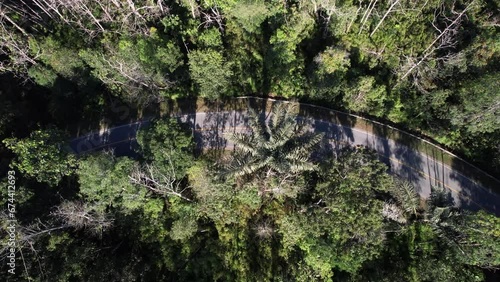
(370, 0, 401, 37)
(129, 156, 191, 201)
(400, 1, 474, 80)
(52, 200, 113, 236)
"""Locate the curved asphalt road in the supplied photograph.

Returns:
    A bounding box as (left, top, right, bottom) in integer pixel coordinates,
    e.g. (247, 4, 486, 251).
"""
(70, 110, 500, 216)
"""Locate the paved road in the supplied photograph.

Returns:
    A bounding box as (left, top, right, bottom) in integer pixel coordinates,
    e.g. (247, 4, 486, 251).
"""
(70, 110, 500, 216)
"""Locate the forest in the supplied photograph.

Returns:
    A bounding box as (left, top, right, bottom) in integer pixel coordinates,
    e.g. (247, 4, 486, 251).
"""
(0, 0, 499, 281)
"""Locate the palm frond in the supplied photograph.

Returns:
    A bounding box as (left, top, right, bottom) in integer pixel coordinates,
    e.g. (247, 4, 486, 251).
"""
(236, 158, 270, 177)
(392, 179, 420, 216)
(269, 119, 295, 144)
(247, 107, 269, 143)
(284, 147, 309, 162)
(306, 131, 324, 147)
(270, 103, 290, 130)
(288, 161, 317, 173)
(382, 201, 407, 224)
(229, 133, 257, 155)
(228, 104, 322, 179)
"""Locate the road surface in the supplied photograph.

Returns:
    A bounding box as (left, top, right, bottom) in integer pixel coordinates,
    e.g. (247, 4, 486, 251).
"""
(70, 108, 500, 216)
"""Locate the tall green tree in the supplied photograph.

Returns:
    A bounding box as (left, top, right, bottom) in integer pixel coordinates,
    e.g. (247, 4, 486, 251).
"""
(77, 152, 145, 214)
(3, 128, 77, 186)
(278, 147, 392, 279)
(136, 117, 194, 179)
(188, 49, 233, 99)
(80, 33, 183, 102)
(449, 73, 500, 135)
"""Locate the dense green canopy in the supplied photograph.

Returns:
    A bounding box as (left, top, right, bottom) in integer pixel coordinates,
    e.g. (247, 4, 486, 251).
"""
(1, 0, 499, 281)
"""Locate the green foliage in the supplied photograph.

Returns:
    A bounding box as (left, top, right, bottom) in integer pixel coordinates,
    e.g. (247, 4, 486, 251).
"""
(136, 117, 194, 179)
(29, 36, 86, 80)
(387, 179, 420, 219)
(3, 128, 76, 186)
(277, 147, 392, 279)
(455, 211, 500, 268)
(170, 214, 198, 241)
(0, 178, 33, 207)
(77, 153, 145, 213)
(197, 28, 223, 49)
(188, 162, 261, 226)
(27, 65, 58, 87)
(1, 0, 500, 280)
(368, 222, 485, 282)
(188, 49, 233, 99)
(267, 9, 314, 97)
(80, 34, 183, 101)
(227, 1, 272, 33)
(450, 73, 500, 135)
(315, 47, 351, 74)
(344, 76, 387, 116)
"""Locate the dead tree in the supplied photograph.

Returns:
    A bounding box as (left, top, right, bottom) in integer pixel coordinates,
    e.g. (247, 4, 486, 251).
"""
(482, 11, 500, 27)
(129, 157, 191, 201)
(181, 0, 200, 18)
(309, 0, 338, 24)
(0, 10, 37, 76)
(397, 54, 438, 93)
(9, 0, 170, 37)
(400, 1, 474, 81)
(52, 201, 113, 236)
(199, 5, 225, 32)
(359, 0, 379, 34)
(92, 43, 173, 104)
(370, 0, 401, 37)
(346, 4, 363, 33)
(0, 212, 67, 257)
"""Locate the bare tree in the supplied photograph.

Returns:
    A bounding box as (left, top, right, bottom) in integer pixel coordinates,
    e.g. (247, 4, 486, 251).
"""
(100, 51, 172, 91)
(359, 0, 379, 34)
(129, 159, 192, 201)
(399, 1, 475, 81)
(0, 0, 173, 77)
(181, 0, 200, 18)
(481, 11, 500, 27)
(0, 202, 111, 278)
(0, 212, 66, 257)
(52, 200, 113, 236)
(0, 4, 38, 76)
(308, 0, 361, 33)
(199, 5, 225, 31)
(397, 54, 438, 93)
(309, 0, 338, 24)
(81, 42, 174, 105)
(0, 4, 27, 35)
(5, 0, 170, 37)
(346, 4, 363, 33)
(370, 0, 401, 37)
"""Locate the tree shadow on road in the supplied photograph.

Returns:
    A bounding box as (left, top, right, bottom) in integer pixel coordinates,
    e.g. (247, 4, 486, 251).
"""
(191, 99, 248, 158)
(298, 103, 356, 144)
(296, 103, 358, 162)
(448, 159, 500, 216)
(371, 125, 426, 195)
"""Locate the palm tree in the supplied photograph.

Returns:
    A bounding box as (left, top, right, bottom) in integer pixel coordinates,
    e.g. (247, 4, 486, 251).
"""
(383, 179, 421, 224)
(424, 185, 462, 231)
(387, 182, 464, 243)
(227, 102, 323, 180)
